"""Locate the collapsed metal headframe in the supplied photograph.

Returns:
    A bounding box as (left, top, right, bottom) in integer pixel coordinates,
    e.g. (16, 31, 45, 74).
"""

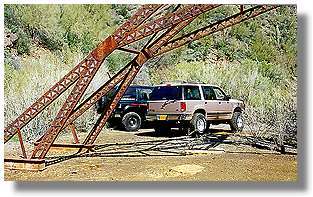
(4, 4, 279, 163)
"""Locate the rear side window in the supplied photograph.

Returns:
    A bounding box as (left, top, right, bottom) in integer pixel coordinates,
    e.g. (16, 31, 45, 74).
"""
(184, 86, 201, 100)
(150, 86, 182, 100)
(202, 86, 216, 100)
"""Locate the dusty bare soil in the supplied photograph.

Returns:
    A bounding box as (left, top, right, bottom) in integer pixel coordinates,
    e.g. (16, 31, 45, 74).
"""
(4, 126, 297, 181)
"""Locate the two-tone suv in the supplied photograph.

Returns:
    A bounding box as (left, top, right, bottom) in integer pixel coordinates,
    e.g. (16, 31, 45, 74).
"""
(147, 83, 245, 135)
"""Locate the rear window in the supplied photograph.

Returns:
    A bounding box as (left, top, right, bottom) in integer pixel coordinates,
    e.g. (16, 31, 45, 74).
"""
(150, 86, 182, 100)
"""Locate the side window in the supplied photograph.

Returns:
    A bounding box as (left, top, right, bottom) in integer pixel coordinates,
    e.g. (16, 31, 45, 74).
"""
(213, 87, 226, 100)
(137, 88, 153, 100)
(202, 86, 215, 100)
(184, 86, 201, 100)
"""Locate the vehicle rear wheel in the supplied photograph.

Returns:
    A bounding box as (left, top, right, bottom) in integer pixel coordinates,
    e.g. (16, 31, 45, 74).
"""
(122, 112, 142, 132)
(190, 113, 207, 135)
(230, 111, 244, 132)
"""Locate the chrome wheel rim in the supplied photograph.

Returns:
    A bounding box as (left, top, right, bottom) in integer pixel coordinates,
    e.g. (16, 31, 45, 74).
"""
(237, 116, 243, 128)
(129, 117, 137, 128)
(197, 118, 206, 132)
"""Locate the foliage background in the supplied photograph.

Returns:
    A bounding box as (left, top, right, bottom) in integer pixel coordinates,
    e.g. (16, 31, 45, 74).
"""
(4, 5, 296, 143)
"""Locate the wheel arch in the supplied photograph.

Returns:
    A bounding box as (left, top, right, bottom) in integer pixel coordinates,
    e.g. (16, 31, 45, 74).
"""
(194, 108, 206, 116)
(233, 107, 242, 113)
(124, 106, 146, 118)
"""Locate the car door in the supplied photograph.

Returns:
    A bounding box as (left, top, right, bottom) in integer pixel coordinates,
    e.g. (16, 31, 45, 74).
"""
(202, 86, 232, 120)
(211, 86, 233, 119)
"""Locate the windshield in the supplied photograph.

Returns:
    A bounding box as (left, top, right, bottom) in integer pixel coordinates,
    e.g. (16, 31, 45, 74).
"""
(150, 86, 182, 100)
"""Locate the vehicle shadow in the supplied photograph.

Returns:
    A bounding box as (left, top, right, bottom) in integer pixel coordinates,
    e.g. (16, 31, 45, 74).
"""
(135, 128, 233, 138)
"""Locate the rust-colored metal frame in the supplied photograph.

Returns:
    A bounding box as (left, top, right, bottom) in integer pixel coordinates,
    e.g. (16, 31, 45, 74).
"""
(4, 4, 279, 164)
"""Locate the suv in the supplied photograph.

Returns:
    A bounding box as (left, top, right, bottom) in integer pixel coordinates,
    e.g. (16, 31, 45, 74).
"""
(96, 85, 153, 131)
(147, 83, 245, 135)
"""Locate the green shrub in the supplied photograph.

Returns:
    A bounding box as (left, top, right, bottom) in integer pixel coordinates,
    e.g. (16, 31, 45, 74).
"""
(16, 30, 31, 54)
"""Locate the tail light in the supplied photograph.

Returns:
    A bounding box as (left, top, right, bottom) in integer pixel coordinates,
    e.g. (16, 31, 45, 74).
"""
(180, 102, 186, 112)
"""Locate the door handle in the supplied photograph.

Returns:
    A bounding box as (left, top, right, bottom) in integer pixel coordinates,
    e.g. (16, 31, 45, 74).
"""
(205, 102, 208, 104)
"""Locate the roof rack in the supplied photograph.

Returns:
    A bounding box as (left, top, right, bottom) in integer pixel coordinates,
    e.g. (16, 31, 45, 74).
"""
(160, 80, 203, 84)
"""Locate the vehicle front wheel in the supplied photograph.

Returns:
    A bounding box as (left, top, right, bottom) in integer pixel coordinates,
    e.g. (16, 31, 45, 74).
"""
(230, 111, 244, 132)
(122, 112, 142, 132)
(190, 113, 207, 135)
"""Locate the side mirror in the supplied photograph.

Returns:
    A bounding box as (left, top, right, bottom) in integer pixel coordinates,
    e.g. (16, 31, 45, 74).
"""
(225, 95, 231, 101)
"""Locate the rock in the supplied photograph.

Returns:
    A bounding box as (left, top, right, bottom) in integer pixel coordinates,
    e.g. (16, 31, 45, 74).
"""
(70, 170, 78, 174)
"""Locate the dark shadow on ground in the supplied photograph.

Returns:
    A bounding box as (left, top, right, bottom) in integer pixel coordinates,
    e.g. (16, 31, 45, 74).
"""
(135, 128, 233, 138)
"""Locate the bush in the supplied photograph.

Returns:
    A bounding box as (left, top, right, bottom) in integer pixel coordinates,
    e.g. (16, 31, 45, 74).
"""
(16, 30, 31, 54)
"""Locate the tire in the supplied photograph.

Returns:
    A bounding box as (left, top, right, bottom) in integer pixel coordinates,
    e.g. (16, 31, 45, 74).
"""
(205, 121, 211, 133)
(121, 112, 142, 132)
(190, 113, 207, 135)
(230, 111, 244, 132)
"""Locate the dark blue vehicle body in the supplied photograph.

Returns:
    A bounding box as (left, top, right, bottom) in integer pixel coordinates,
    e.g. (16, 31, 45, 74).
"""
(96, 85, 153, 131)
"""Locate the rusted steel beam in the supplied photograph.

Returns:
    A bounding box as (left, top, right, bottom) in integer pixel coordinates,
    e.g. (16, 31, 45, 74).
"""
(69, 124, 79, 144)
(17, 128, 27, 159)
(81, 59, 147, 147)
(80, 17, 197, 147)
(4, 5, 162, 144)
(155, 5, 279, 56)
(49, 143, 94, 149)
(117, 4, 220, 47)
(29, 6, 164, 159)
(30, 52, 109, 159)
(63, 33, 158, 129)
(4, 4, 213, 144)
(112, 4, 164, 44)
(4, 4, 212, 144)
(63, 62, 132, 129)
(60, 10, 213, 131)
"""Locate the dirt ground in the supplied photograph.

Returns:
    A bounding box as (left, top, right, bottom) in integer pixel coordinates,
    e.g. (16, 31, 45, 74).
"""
(4, 125, 297, 181)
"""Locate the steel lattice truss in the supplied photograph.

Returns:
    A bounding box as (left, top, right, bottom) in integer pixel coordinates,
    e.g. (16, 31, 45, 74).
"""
(4, 4, 279, 164)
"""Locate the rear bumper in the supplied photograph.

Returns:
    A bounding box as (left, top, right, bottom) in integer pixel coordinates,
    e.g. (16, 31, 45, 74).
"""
(146, 114, 193, 121)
